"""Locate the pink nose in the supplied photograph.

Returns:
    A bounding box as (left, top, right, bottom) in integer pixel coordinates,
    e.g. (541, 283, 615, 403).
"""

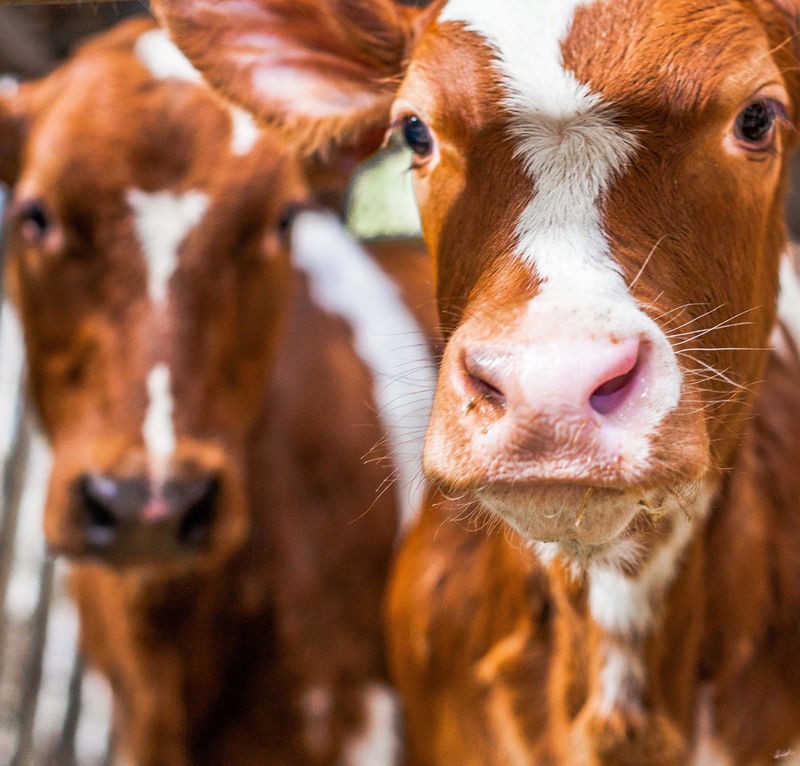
(463, 335, 645, 422)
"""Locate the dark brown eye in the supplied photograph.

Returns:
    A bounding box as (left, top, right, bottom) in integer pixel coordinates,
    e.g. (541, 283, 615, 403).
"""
(734, 100, 777, 149)
(402, 115, 433, 159)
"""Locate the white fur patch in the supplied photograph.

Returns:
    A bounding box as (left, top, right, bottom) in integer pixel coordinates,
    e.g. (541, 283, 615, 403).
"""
(343, 684, 402, 766)
(441, 0, 636, 295)
(597, 643, 645, 717)
(135, 28, 202, 84)
(233, 26, 379, 119)
(127, 188, 209, 306)
(589, 479, 715, 626)
(143, 364, 176, 480)
(228, 105, 260, 155)
(291, 211, 436, 533)
(588, 511, 695, 636)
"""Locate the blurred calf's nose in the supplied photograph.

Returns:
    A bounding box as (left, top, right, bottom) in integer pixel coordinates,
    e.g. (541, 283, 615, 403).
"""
(77, 473, 219, 561)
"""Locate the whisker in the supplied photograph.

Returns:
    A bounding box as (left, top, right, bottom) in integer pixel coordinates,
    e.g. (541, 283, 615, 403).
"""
(629, 236, 665, 289)
(667, 303, 728, 333)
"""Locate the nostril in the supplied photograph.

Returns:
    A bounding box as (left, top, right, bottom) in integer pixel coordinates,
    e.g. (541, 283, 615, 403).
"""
(589, 343, 643, 416)
(462, 348, 507, 409)
(178, 477, 219, 547)
(78, 476, 118, 547)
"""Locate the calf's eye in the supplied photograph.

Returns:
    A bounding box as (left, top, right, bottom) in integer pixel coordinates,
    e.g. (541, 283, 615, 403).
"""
(734, 100, 779, 149)
(402, 115, 433, 159)
(16, 200, 52, 243)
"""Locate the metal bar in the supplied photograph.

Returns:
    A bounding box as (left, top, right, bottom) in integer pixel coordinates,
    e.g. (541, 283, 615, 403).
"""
(45, 652, 83, 766)
(0, 400, 31, 679)
(0, 187, 7, 299)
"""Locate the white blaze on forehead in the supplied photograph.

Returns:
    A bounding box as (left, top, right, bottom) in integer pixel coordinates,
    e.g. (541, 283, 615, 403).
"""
(127, 188, 209, 306)
(228, 105, 261, 155)
(441, 0, 637, 297)
(144, 364, 176, 476)
(291, 211, 436, 534)
(135, 28, 203, 83)
(343, 684, 402, 766)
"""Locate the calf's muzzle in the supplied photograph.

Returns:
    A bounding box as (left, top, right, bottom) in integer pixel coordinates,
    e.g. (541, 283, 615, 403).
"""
(75, 472, 220, 564)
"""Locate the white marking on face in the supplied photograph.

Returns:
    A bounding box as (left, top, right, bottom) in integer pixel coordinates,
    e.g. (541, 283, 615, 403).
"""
(143, 364, 176, 481)
(134, 28, 203, 84)
(343, 684, 402, 766)
(291, 211, 436, 533)
(441, 0, 637, 296)
(127, 188, 209, 306)
(228, 105, 260, 155)
(440, 1, 683, 434)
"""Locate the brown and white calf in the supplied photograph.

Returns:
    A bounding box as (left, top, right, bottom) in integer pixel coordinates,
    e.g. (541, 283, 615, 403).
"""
(0, 17, 437, 765)
(154, 0, 800, 762)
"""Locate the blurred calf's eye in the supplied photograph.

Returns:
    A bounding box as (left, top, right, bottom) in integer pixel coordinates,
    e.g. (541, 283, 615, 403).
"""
(17, 200, 52, 244)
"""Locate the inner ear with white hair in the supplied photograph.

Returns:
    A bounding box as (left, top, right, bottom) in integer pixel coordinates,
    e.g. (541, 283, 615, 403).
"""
(152, 0, 442, 158)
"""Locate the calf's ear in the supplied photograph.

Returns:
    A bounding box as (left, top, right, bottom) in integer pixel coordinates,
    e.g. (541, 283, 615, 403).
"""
(757, 1, 800, 113)
(0, 79, 25, 186)
(153, 0, 440, 157)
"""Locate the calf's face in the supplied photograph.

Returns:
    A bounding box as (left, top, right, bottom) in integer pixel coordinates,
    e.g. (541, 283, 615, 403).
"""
(402, 0, 798, 546)
(152, 0, 800, 554)
(0, 34, 308, 566)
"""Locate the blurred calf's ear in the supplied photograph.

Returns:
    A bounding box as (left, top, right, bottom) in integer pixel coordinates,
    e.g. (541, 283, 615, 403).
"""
(0, 78, 25, 186)
(757, 1, 800, 109)
(153, 0, 440, 157)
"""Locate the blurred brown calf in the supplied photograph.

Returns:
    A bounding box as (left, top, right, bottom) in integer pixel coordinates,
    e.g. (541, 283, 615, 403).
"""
(0, 18, 436, 765)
